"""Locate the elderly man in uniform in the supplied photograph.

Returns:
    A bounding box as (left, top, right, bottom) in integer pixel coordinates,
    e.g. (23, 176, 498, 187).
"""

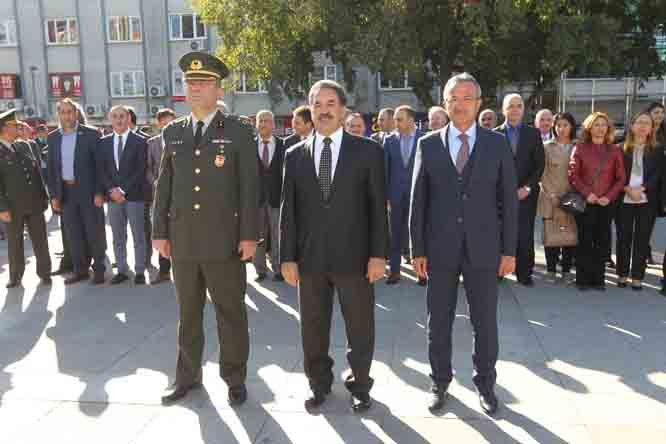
(0, 110, 52, 287)
(153, 52, 258, 406)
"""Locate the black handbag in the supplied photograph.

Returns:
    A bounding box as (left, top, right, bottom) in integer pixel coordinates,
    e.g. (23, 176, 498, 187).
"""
(559, 145, 610, 215)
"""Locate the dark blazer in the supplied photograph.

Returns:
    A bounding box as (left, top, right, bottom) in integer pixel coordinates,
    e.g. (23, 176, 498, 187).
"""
(283, 133, 302, 150)
(256, 136, 286, 208)
(384, 129, 424, 204)
(620, 146, 662, 206)
(0, 141, 49, 215)
(97, 131, 148, 202)
(280, 131, 388, 274)
(46, 124, 102, 202)
(410, 125, 518, 270)
(495, 123, 545, 192)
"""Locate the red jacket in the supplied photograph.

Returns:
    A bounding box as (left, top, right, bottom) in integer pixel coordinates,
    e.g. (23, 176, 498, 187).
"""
(568, 143, 626, 201)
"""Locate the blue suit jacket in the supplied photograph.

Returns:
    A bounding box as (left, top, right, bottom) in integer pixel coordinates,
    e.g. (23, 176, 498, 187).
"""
(385, 130, 423, 204)
(409, 124, 518, 270)
(96, 131, 148, 202)
(46, 125, 102, 203)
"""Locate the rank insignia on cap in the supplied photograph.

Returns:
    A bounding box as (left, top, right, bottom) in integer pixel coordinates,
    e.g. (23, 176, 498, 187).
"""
(191, 59, 203, 70)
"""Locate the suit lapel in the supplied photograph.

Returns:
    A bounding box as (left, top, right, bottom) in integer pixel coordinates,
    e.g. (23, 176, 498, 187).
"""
(328, 131, 352, 202)
(302, 136, 319, 191)
(439, 125, 458, 173)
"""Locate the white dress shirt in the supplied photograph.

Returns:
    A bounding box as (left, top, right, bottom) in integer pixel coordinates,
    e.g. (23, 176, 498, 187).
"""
(444, 123, 477, 164)
(113, 129, 130, 170)
(257, 135, 276, 165)
(313, 127, 344, 181)
(190, 110, 217, 136)
(0, 139, 14, 152)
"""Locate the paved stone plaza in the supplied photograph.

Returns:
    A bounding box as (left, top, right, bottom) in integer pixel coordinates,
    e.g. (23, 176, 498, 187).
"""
(1, 213, 665, 443)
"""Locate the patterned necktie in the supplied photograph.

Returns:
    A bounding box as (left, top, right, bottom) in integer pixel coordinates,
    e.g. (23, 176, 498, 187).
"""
(456, 133, 470, 174)
(319, 137, 332, 201)
(262, 141, 270, 168)
(194, 120, 204, 147)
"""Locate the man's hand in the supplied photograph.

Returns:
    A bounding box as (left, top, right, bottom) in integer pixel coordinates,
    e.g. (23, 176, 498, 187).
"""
(586, 193, 598, 204)
(281, 262, 300, 287)
(238, 240, 257, 261)
(0, 211, 11, 223)
(51, 198, 61, 213)
(94, 194, 105, 207)
(412, 256, 428, 280)
(152, 239, 171, 258)
(498, 255, 516, 277)
(517, 187, 530, 200)
(366, 257, 386, 283)
(598, 196, 610, 206)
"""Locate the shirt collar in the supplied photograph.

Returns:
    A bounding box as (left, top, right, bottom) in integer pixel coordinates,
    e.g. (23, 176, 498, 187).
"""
(59, 123, 79, 135)
(448, 122, 477, 141)
(0, 139, 13, 150)
(316, 126, 344, 148)
(259, 135, 275, 145)
(114, 128, 131, 139)
(507, 121, 522, 131)
(190, 110, 217, 129)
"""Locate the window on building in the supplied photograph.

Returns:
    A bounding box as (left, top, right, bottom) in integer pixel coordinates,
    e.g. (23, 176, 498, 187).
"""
(0, 19, 17, 46)
(169, 13, 206, 40)
(378, 71, 414, 90)
(49, 73, 82, 97)
(110, 71, 145, 97)
(172, 70, 185, 96)
(0, 74, 20, 99)
(46, 18, 78, 44)
(108, 16, 142, 42)
(235, 73, 267, 93)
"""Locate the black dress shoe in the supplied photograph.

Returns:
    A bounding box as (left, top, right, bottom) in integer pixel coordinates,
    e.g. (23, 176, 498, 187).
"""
(161, 382, 202, 405)
(417, 278, 427, 287)
(304, 389, 329, 411)
(91, 272, 105, 285)
(273, 272, 285, 282)
(479, 390, 499, 415)
(386, 273, 400, 285)
(428, 388, 448, 412)
(51, 267, 72, 276)
(255, 273, 267, 282)
(150, 273, 171, 285)
(134, 274, 146, 285)
(631, 283, 643, 291)
(350, 392, 372, 413)
(617, 280, 628, 288)
(227, 385, 247, 406)
(6, 279, 21, 288)
(64, 273, 89, 285)
(110, 273, 129, 285)
(518, 277, 534, 287)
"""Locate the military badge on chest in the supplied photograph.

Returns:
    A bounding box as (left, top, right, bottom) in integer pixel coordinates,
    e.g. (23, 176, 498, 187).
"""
(213, 119, 227, 169)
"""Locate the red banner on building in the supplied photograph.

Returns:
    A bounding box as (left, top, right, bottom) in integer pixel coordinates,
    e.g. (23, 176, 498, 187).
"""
(0, 74, 20, 99)
(49, 73, 82, 97)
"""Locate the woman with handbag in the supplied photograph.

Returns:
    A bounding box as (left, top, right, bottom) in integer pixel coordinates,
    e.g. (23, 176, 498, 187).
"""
(568, 112, 626, 291)
(537, 112, 578, 283)
(615, 112, 663, 290)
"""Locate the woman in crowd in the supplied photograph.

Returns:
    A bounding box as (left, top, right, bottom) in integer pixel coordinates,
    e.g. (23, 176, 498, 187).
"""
(615, 112, 662, 290)
(537, 112, 578, 283)
(568, 112, 626, 291)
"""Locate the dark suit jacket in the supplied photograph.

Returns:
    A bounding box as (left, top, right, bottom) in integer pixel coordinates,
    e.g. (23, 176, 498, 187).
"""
(0, 141, 49, 215)
(410, 125, 518, 270)
(280, 130, 388, 274)
(620, 146, 662, 206)
(97, 131, 148, 202)
(495, 123, 545, 193)
(384, 130, 423, 204)
(283, 133, 302, 150)
(256, 136, 286, 208)
(46, 124, 102, 203)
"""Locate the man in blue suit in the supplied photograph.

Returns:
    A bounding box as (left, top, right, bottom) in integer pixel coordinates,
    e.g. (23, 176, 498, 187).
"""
(384, 105, 424, 285)
(410, 73, 518, 415)
(47, 98, 107, 285)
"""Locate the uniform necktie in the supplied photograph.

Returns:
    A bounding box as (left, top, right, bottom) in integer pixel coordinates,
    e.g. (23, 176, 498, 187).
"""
(319, 137, 332, 201)
(456, 133, 470, 174)
(115, 135, 123, 169)
(262, 141, 270, 168)
(194, 120, 205, 147)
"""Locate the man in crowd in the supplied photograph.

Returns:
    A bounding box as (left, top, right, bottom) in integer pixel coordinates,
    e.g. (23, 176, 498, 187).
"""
(153, 52, 258, 406)
(280, 80, 388, 413)
(146, 108, 176, 284)
(384, 105, 425, 285)
(47, 98, 107, 285)
(97, 105, 148, 285)
(371, 108, 394, 146)
(478, 109, 498, 129)
(345, 112, 367, 137)
(0, 110, 52, 287)
(127, 106, 150, 138)
(284, 105, 314, 149)
(34, 124, 49, 179)
(496, 94, 545, 286)
(254, 110, 285, 282)
(410, 73, 518, 415)
(535, 108, 554, 142)
(428, 106, 449, 131)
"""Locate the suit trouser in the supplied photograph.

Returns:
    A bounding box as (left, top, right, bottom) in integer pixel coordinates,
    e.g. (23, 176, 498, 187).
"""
(171, 256, 248, 388)
(516, 193, 538, 280)
(616, 203, 654, 280)
(575, 204, 611, 286)
(58, 215, 74, 271)
(62, 188, 106, 274)
(6, 212, 51, 281)
(298, 272, 375, 395)
(108, 200, 146, 275)
(602, 201, 618, 261)
(389, 194, 409, 274)
(253, 204, 280, 275)
(144, 199, 152, 267)
(545, 246, 575, 273)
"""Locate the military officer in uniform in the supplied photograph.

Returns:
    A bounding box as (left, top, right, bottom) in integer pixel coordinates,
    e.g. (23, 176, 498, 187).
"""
(152, 52, 258, 406)
(0, 110, 52, 287)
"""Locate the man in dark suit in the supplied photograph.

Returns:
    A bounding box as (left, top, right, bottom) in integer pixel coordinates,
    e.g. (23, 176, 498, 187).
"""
(370, 108, 394, 146)
(253, 110, 285, 282)
(284, 105, 314, 149)
(97, 105, 148, 285)
(495, 94, 545, 286)
(127, 106, 150, 139)
(47, 98, 107, 285)
(280, 80, 388, 413)
(411, 73, 518, 415)
(384, 105, 424, 285)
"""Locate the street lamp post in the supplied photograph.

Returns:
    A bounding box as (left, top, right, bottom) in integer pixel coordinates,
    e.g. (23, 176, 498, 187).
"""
(29, 66, 39, 118)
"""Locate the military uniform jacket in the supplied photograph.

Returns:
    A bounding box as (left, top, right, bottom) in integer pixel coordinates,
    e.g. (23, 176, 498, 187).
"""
(0, 140, 49, 215)
(152, 110, 259, 261)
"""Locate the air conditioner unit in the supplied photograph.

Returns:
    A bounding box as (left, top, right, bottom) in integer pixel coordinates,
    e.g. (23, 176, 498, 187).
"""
(149, 85, 164, 97)
(24, 106, 37, 117)
(85, 104, 104, 117)
(150, 105, 160, 115)
(0, 101, 6, 112)
(6, 101, 15, 110)
(7, 99, 24, 111)
(190, 39, 208, 51)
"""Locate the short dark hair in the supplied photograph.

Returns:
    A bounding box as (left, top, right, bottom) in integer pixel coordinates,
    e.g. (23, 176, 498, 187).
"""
(155, 108, 176, 121)
(395, 105, 416, 121)
(293, 105, 312, 124)
(552, 112, 577, 141)
(126, 106, 137, 125)
(308, 80, 347, 106)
